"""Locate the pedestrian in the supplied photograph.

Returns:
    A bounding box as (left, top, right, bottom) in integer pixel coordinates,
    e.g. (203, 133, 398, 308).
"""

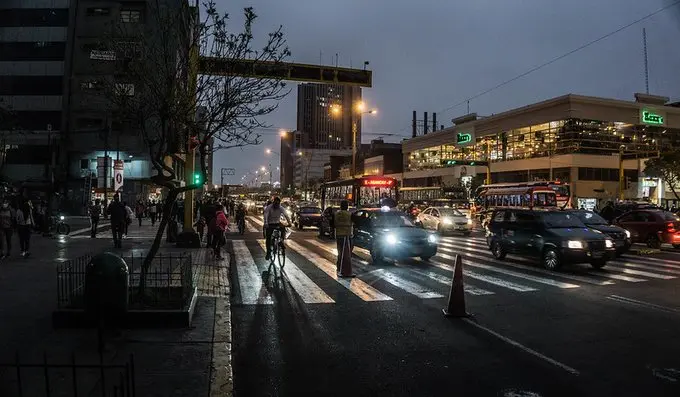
(209, 206, 229, 259)
(89, 199, 102, 238)
(149, 200, 157, 225)
(263, 197, 290, 261)
(123, 202, 133, 236)
(334, 200, 355, 277)
(0, 199, 15, 258)
(135, 200, 145, 227)
(107, 194, 126, 248)
(194, 216, 206, 245)
(16, 199, 34, 257)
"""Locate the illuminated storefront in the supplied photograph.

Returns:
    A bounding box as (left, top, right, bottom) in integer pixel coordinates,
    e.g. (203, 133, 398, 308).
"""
(402, 93, 680, 203)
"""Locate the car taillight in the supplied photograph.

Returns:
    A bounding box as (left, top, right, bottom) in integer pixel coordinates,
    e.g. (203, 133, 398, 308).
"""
(667, 222, 677, 233)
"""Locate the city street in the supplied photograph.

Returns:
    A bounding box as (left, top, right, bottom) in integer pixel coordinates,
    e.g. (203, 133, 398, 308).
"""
(231, 215, 680, 397)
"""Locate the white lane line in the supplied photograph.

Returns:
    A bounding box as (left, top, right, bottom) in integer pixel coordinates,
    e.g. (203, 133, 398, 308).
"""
(404, 262, 495, 296)
(438, 243, 601, 286)
(69, 222, 112, 236)
(437, 250, 579, 289)
(462, 318, 580, 375)
(305, 240, 443, 299)
(607, 295, 680, 314)
(255, 240, 334, 304)
(414, 258, 537, 292)
(232, 240, 273, 305)
(286, 240, 392, 302)
(609, 260, 680, 275)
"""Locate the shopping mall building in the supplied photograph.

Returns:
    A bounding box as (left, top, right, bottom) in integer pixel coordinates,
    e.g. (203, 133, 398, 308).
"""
(400, 93, 680, 209)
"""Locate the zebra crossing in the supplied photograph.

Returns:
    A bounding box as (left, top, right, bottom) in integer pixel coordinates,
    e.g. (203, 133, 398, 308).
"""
(230, 233, 680, 306)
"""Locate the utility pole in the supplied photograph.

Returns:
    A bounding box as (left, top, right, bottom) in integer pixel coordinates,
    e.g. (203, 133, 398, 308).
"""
(103, 119, 110, 219)
(619, 145, 625, 200)
(643, 28, 649, 95)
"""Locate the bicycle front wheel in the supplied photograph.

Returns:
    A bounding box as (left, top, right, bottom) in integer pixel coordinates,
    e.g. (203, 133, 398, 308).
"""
(57, 223, 70, 235)
(277, 244, 286, 269)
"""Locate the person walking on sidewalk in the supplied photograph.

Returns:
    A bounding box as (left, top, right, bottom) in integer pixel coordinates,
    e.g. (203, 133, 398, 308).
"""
(107, 194, 126, 248)
(209, 206, 229, 259)
(334, 200, 355, 277)
(16, 199, 34, 258)
(89, 199, 101, 238)
(123, 202, 133, 237)
(135, 200, 145, 227)
(0, 200, 15, 258)
(149, 200, 157, 226)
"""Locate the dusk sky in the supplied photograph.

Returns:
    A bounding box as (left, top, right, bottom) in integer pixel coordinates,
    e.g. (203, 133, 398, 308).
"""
(212, 0, 680, 185)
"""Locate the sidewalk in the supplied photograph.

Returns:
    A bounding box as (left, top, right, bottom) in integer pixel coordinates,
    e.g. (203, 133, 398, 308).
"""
(0, 221, 233, 397)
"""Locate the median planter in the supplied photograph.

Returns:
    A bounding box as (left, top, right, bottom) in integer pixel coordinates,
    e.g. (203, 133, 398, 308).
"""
(53, 252, 198, 328)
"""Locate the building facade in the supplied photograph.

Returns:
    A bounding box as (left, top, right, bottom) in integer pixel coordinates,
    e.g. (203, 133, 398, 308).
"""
(402, 93, 680, 207)
(294, 148, 351, 191)
(0, 0, 70, 184)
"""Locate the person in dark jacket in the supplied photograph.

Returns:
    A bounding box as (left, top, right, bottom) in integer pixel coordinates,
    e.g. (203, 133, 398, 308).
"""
(0, 200, 15, 258)
(107, 194, 127, 248)
(599, 201, 615, 224)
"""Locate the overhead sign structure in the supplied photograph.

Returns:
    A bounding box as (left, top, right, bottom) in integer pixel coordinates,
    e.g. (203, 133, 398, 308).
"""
(113, 160, 124, 192)
(641, 109, 664, 125)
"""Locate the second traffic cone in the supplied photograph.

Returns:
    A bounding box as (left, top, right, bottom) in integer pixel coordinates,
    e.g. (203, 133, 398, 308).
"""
(442, 254, 469, 317)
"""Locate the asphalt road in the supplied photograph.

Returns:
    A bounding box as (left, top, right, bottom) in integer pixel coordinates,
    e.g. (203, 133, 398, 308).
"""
(230, 215, 680, 397)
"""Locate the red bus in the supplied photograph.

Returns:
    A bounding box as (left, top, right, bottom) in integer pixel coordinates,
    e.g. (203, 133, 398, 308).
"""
(320, 176, 399, 210)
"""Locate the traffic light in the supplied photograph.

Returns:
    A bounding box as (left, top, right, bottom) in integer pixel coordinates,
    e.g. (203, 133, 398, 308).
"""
(441, 160, 488, 167)
(194, 172, 203, 185)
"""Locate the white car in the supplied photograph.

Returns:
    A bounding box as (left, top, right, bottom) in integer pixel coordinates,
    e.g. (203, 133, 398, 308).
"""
(416, 207, 473, 235)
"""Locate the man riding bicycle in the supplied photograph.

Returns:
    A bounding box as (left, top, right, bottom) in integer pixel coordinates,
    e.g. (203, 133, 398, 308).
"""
(264, 196, 291, 261)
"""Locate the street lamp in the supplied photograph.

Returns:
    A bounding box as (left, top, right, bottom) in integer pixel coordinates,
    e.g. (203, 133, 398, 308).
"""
(332, 101, 377, 177)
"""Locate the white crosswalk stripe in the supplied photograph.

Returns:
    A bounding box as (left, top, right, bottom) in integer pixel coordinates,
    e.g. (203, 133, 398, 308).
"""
(248, 216, 263, 227)
(255, 240, 334, 304)
(416, 258, 538, 292)
(285, 240, 393, 302)
(232, 240, 273, 305)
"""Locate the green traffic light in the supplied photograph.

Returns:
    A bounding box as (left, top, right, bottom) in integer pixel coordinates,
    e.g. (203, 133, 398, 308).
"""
(194, 172, 202, 184)
(470, 162, 475, 165)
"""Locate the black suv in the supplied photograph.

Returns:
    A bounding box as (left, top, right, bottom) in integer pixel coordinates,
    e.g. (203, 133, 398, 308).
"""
(486, 209, 615, 270)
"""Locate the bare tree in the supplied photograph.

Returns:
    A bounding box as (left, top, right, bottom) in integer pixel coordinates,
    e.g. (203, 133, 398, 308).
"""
(101, 0, 290, 290)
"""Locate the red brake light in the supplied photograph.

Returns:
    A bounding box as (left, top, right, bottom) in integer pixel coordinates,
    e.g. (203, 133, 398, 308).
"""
(667, 222, 676, 233)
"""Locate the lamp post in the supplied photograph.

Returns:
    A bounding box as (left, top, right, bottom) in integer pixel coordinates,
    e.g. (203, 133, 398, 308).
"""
(265, 148, 280, 190)
(331, 102, 376, 177)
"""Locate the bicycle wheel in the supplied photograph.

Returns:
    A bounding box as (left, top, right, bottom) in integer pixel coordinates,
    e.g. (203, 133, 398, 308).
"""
(277, 243, 286, 269)
(57, 223, 70, 235)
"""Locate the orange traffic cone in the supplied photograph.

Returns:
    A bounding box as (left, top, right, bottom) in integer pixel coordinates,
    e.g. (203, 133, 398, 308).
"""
(442, 254, 469, 317)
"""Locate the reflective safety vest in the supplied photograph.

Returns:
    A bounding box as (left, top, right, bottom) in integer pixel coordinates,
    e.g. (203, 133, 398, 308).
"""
(334, 210, 352, 237)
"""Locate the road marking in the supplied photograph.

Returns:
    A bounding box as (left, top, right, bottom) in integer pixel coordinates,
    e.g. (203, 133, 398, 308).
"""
(462, 318, 579, 375)
(609, 260, 680, 275)
(620, 255, 680, 269)
(304, 240, 444, 299)
(441, 240, 633, 285)
(248, 216, 263, 226)
(286, 240, 392, 302)
(607, 295, 680, 314)
(602, 266, 675, 280)
(403, 262, 495, 295)
(69, 222, 112, 236)
(415, 258, 537, 292)
(255, 240, 334, 304)
(436, 250, 580, 289)
(232, 240, 273, 305)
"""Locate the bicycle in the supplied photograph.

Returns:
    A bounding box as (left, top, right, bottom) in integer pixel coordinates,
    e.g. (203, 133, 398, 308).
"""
(263, 224, 288, 280)
(48, 215, 70, 235)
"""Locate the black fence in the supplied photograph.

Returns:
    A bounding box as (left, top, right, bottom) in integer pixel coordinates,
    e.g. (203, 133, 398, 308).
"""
(0, 352, 135, 397)
(57, 253, 194, 310)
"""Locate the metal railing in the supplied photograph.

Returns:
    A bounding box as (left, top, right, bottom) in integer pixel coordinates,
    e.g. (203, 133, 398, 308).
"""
(57, 253, 194, 310)
(0, 352, 135, 397)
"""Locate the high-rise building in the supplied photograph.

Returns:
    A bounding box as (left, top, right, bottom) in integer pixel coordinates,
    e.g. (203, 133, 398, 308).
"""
(0, 0, 70, 184)
(296, 83, 362, 150)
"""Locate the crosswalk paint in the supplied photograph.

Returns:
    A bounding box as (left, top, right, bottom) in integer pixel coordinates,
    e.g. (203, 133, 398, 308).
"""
(599, 265, 676, 280)
(232, 240, 273, 305)
(436, 250, 580, 289)
(620, 255, 680, 269)
(439, 241, 616, 286)
(402, 263, 495, 296)
(609, 260, 680, 275)
(305, 240, 444, 299)
(254, 241, 334, 304)
(248, 216, 264, 227)
(285, 240, 392, 302)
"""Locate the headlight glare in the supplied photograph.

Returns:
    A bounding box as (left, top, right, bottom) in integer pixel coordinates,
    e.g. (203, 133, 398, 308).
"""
(605, 239, 614, 248)
(625, 230, 631, 238)
(428, 234, 437, 243)
(385, 234, 398, 245)
(442, 218, 453, 225)
(59, 215, 65, 221)
(467, 218, 473, 225)
(567, 240, 583, 249)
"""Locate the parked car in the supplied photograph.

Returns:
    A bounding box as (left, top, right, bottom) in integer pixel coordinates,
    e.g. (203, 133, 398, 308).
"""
(292, 206, 322, 230)
(416, 206, 472, 235)
(613, 209, 680, 249)
(568, 210, 631, 256)
(318, 206, 357, 239)
(486, 209, 615, 270)
(352, 208, 438, 264)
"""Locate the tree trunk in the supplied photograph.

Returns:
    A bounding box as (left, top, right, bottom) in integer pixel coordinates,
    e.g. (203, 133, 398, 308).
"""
(138, 188, 179, 296)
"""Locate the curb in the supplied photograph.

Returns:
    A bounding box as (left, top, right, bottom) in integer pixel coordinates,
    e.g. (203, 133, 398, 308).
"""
(209, 251, 233, 397)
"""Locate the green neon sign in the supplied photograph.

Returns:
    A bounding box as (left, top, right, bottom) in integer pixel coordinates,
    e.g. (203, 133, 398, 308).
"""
(456, 132, 472, 145)
(642, 110, 664, 125)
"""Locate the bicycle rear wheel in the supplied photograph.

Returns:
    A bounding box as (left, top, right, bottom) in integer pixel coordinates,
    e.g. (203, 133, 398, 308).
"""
(277, 243, 286, 269)
(57, 223, 70, 235)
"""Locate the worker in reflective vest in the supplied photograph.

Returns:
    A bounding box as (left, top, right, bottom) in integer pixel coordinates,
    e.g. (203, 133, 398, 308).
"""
(334, 200, 355, 278)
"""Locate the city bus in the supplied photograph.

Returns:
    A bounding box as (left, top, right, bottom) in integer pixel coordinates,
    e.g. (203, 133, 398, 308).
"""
(474, 181, 571, 210)
(399, 186, 472, 215)
(320, 176, 399, 210)
(473, 183, 559, 226)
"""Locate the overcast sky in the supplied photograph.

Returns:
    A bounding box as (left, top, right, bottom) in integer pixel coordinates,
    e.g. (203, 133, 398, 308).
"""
(212, 0, 680, 185)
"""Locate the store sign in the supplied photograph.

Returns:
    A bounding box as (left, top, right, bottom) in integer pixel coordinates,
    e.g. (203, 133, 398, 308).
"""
(456, 132, 472, 145)
(113, 160, 124, 192)
(641, 110, 664, 125)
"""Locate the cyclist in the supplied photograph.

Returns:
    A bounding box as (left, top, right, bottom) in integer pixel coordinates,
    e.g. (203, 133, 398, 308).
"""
(263, 196, 291, 261)
(235, 203, 246, 233)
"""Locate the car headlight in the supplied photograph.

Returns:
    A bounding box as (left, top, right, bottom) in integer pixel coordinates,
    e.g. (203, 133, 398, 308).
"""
(625, 229, 631, 238)
(567, 240, 584, 249)
(442, 218, 453, 225)
(427, 234, 437, 244)
(467, 218, 473, 225)
(59, 215, 65, 221)
(605, 239, 614, 248)
(385, 234, 398, 245)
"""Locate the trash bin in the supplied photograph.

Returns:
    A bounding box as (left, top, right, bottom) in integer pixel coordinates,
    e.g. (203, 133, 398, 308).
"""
(84, 252, 129, 326)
